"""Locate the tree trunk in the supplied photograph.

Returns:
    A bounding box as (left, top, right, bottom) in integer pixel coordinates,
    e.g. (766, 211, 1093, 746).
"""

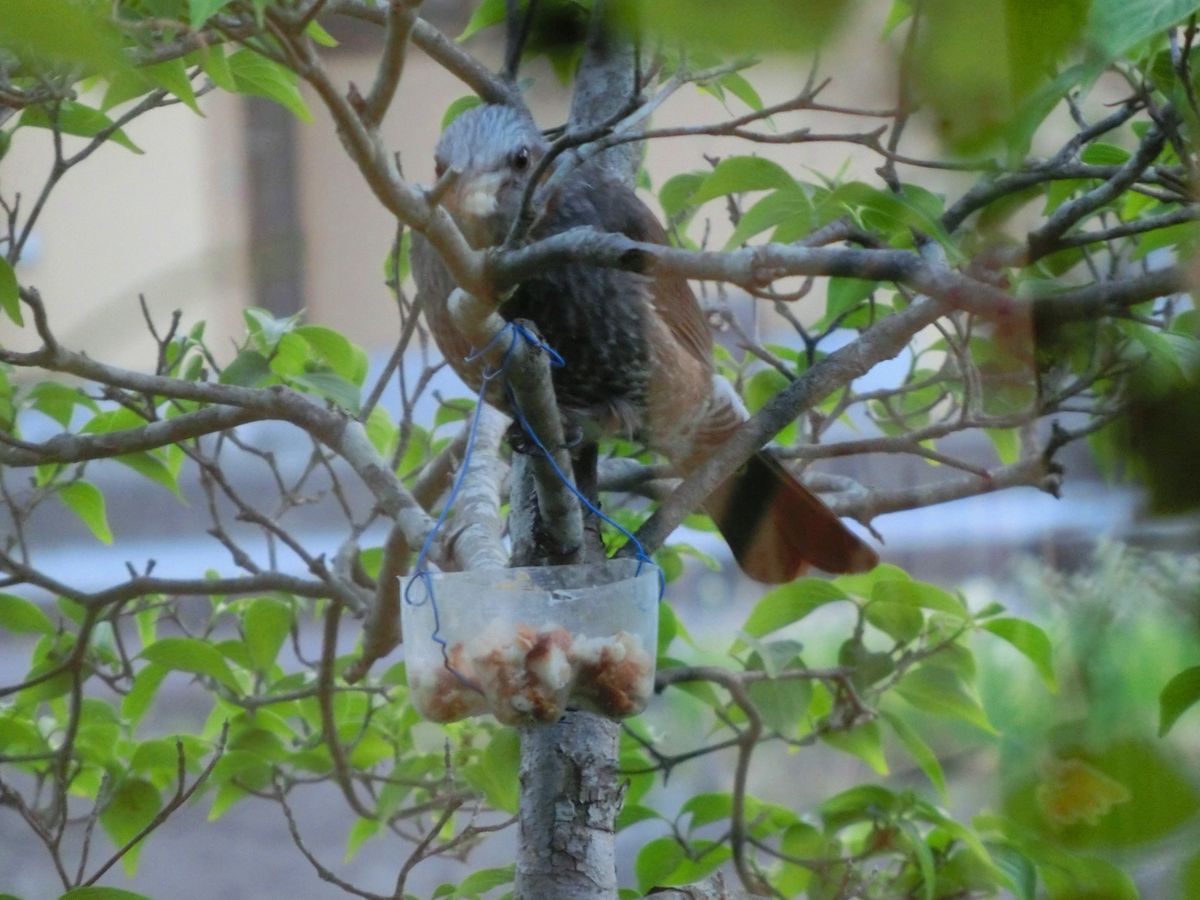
(513, 5, 638, 896)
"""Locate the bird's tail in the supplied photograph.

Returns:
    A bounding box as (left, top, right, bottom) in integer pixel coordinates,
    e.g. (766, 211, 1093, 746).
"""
(701, 451, 879, 583)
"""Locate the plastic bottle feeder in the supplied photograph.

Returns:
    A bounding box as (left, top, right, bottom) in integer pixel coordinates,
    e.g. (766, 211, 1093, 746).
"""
(402, 558, 660, 726)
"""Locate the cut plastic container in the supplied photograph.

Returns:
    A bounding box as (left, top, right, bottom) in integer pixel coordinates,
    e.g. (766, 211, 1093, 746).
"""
(402, 559, 660, 726)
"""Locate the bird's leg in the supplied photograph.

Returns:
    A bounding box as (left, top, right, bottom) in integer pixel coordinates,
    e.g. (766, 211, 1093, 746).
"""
(504, 418, 584, 454)
(570, 442, 607, 563)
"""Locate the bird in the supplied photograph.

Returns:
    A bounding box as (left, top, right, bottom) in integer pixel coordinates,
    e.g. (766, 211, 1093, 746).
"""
(412, 103, 878, 582)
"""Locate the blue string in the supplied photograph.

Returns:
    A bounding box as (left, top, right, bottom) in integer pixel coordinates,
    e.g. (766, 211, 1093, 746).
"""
(404, 322, 666, 688)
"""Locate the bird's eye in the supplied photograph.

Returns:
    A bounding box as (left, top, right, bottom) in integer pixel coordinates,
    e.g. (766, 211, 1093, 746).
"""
(511, 146, 530, 171)
(434, 159, 447, 179)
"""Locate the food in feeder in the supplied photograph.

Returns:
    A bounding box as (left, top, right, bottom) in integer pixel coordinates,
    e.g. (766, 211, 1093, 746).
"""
(409, 620, 655, 724)
(571, 630, 654, 718)
(409, 642, 488, 723)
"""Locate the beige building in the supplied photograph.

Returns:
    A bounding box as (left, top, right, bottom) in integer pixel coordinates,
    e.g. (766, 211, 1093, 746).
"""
(5, 3, 918, 368)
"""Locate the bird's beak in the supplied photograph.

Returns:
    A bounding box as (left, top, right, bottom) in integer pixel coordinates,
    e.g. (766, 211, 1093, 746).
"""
(442, 170, 506, 246)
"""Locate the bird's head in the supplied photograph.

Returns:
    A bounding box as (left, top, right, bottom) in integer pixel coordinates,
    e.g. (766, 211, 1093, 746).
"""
(433, 104, 548, 248)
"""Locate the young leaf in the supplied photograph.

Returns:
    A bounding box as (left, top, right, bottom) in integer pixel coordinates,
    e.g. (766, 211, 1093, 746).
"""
(0, 594, 54, 634)
(457, 0, 508, 41)
(141, 637, 240, 690)
(99, 778, 162, 875)
(143, 60, 201, 115)
(458, 865, 516, 895)
(0, 257, 21, 325)
(244, 597, 292, 671)
(635, 836, 687, 892)
(895, 665, 997, 734)
(735, 578, 848, 648)
(822, 720, 889, 775)
(1084, 0, 1200, 75)
(982, 617, 1056, 690)
(59, 889, 158, 900)
(724, 186, 812, 248)
(294, 325, 368, 385)
(122, 664, 170, 730)
(690, 156, 797, 204)
(19, 102, 142, 153)
(227, 51, 314, 122)
(58, 481, 114, 544)
(464, 729, 520, 814)
(1158, 665, 1200, 737)
(441, 95, 484, 130)
(190, 0, 236, 29)
(881, 710, 947, 798)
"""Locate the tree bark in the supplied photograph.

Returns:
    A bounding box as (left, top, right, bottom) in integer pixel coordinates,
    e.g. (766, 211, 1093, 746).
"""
(516, 712, 623, 898)
(513, 6, 638, 896)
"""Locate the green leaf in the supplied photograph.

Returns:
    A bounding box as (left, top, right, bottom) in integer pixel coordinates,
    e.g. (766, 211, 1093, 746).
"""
(464, 730, 520, 814)
(896, 665, 996, 734)
(1158, 665, 1200, 737)
(832, 181, 957, 252)
(0, 257, 20, 325)
(659, 172, 706, 217)
(897, 819, 936, 900)
(143, 60, 201, 115)
(345, 816, 379, 861)
(457, 0, 508, 41)
(872, 578, 968, 619)
(682, 792, 733, 830)
(986, 427, 1020, 464)
(190, 0, 236, 28)
(717, 70, 764, 110)
(616, 803, 661, 831)
(117, 452, 182, 498)
(635, 836, 687, 892)
(220, 349, 274, 387)
(1041, 853, 1138, 900)
(690, 156, 797, 204)
(99, 778, 162, 875)
(141, 637, 240, 690)
(1080, 142, 1131, 165)
(822, 720, 889, 775)
(289, 371, 361, 412)
(58, 481, 113, 544)
(295, 326, 368, 385)
(820, 277, 876, 327)
(244, 598, 291, 671)
(120, 663, 169, 728)
(19, 102, 142, 153)
(306, 19, 339, 47)
(1085, 0, 1200, 74)
(59, 889, 157, 900)
(748, 675, 811, 736)
(458, 865, 515, 894)
(725, 185, 813, 248)
(881, 710, 946, 798)
(736, 578, 848, 648)
(0, 0, 127, 76)
(441, 94, 484, 130)
(988, 843, 1037, 900)
(833, 562, 912, 597)
(30, 381, 95, 427)
(819, 784, 897, 829)
(982, 617, 1056, 690)
(864, 598, 923, 643)
(227, 50, 313, 122)
(198, 45, 236, 92)
(0, 594, 54, 634)
(743, 367, 791, 414)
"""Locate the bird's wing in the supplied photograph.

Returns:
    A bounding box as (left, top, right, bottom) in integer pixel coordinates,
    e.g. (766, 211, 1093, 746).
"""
(592, 179, 714, 370)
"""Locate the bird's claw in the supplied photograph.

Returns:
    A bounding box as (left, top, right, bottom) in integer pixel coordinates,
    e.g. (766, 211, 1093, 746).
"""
(505, 421, 584, 454)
